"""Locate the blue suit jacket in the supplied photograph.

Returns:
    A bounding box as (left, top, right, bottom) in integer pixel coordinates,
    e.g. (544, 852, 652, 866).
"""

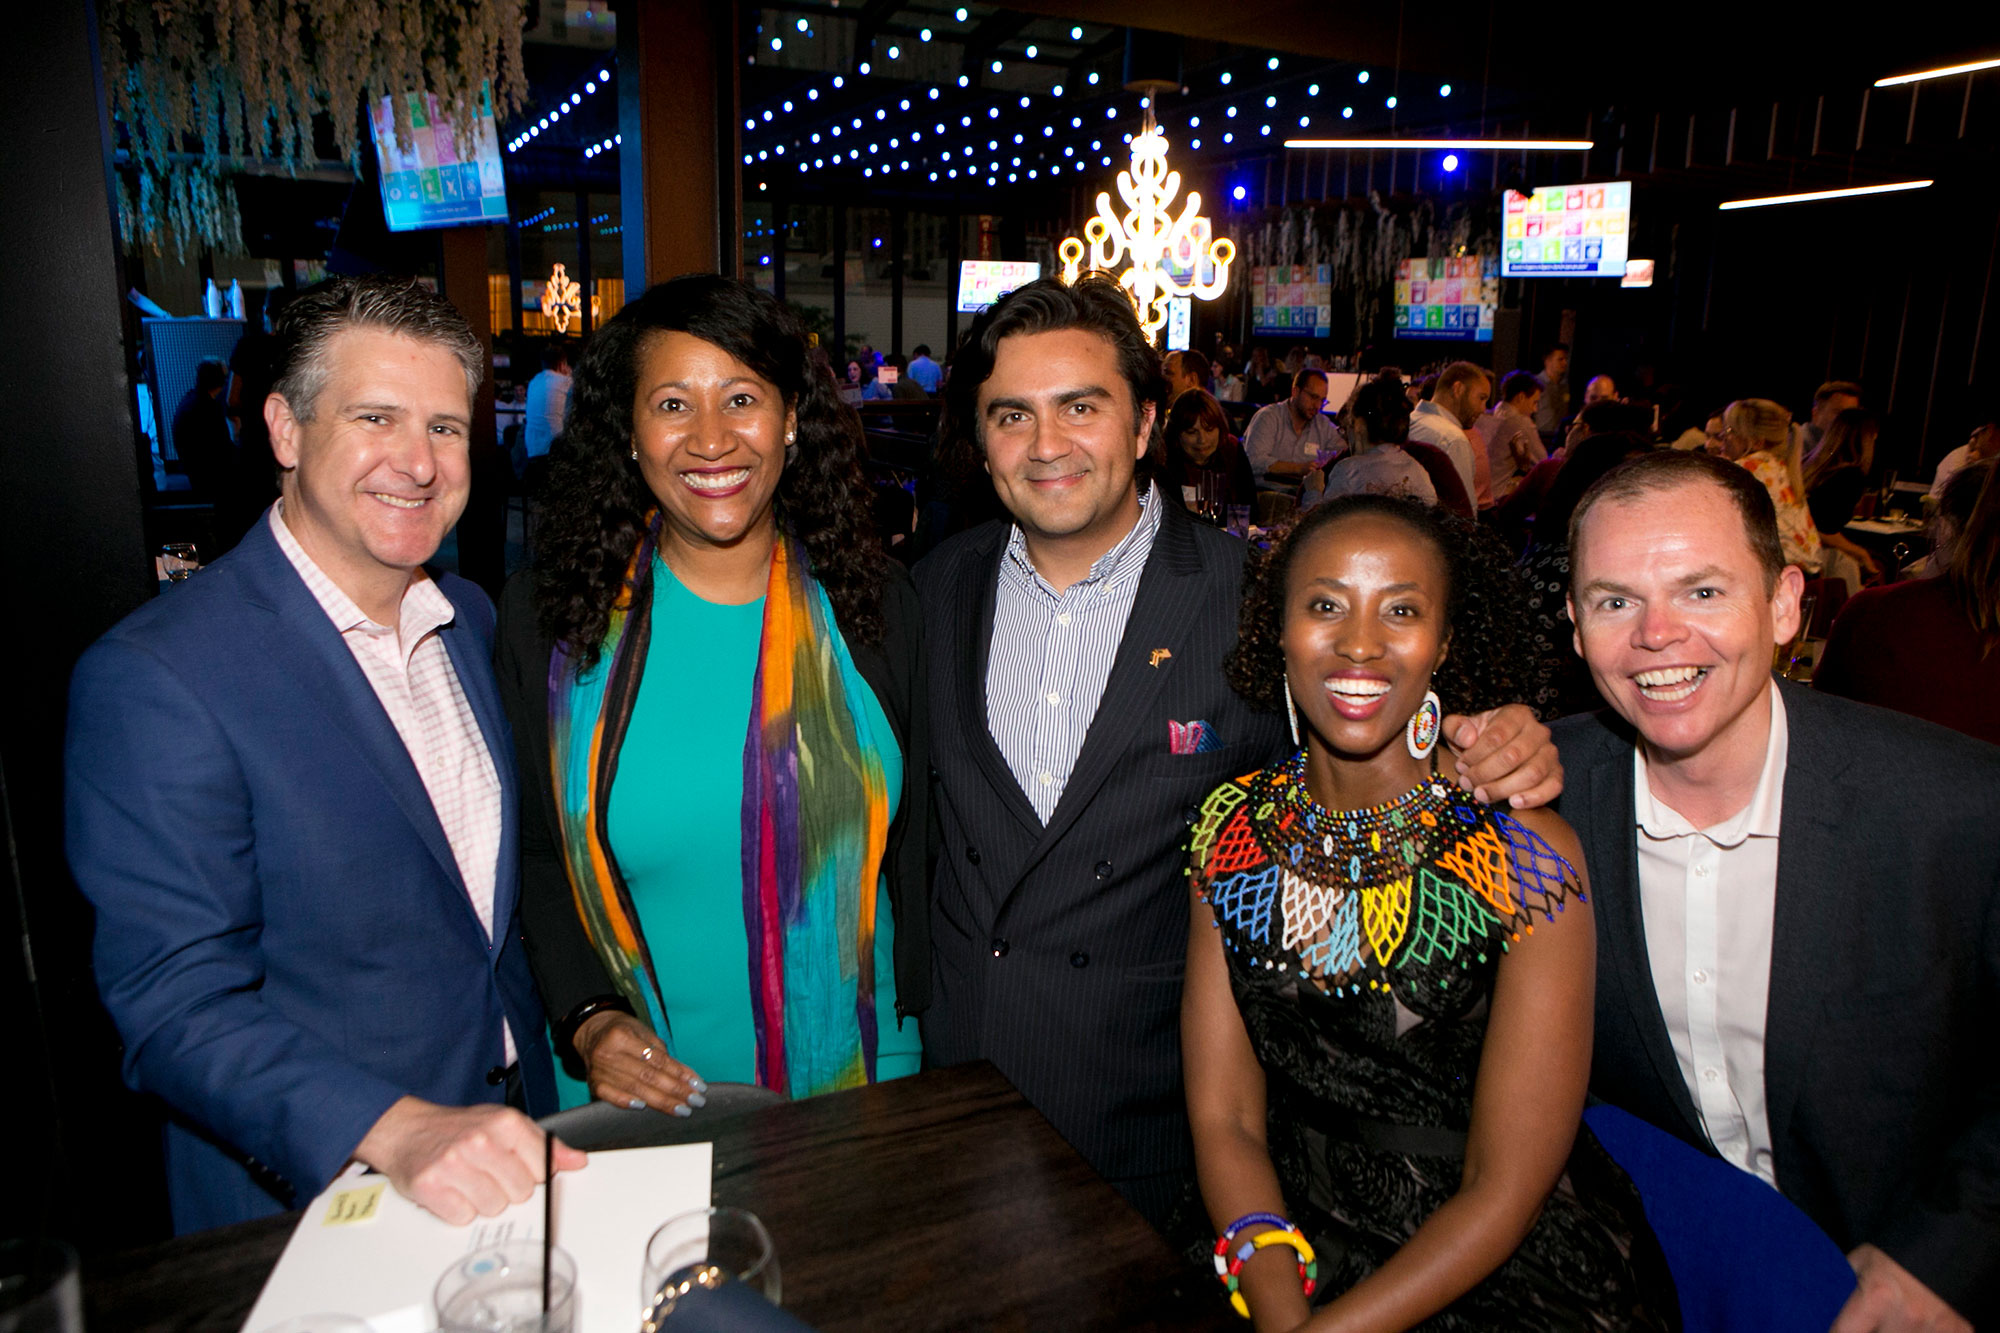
(65, 515, 555, 1233)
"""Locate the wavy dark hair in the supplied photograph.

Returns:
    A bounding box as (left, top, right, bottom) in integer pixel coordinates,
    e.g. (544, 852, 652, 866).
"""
(934, 273, 1168, 508)
(1224, 494, 1538, 719)
(536, 273, 883, 666)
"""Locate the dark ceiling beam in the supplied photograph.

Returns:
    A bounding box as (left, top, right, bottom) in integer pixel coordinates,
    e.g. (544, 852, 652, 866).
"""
(960, 9, 1037, 60)
(852, 0, 906, 54)
(1067, 29, 1124, 87)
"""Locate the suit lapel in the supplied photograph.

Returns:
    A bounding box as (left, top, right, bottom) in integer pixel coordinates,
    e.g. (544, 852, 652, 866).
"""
(954, 526, 1043, 835)
(1004, 505, 1205, 896)
(438, 600, 516, 939)
(1585, 723, 1709, 1146)
(238, 526, 479, 926)
(1761, 683, 1859, 1160)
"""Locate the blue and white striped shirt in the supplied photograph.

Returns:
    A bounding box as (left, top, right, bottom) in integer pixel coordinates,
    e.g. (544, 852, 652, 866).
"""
(985, 484, 1164, 823)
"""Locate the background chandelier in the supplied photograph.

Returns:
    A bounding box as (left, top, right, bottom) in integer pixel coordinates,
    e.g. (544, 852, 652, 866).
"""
(1060, 108, 1235, 344)
(541, 263, 583, 334)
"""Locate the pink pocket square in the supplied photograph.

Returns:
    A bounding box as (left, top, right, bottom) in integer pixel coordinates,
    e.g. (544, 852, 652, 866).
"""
(1169, 720, 1223, 755)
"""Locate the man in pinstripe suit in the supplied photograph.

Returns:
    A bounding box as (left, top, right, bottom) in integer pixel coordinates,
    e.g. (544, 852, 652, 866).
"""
(915, 275, 1563, 1230)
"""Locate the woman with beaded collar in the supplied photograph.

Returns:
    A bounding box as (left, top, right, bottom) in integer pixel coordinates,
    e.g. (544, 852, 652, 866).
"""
(1181, 495, 1675, 1330)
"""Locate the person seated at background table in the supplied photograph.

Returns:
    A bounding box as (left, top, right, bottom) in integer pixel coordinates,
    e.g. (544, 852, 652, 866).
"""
(497, 274, 929, 1113)
(170, 355, 235, 501)
(1159, 387, 1256, 519)
(906, 342, 943, 394)
(1798, 379, 1862, 458)
(1244, 367, 1343, 489)
(1165, 348, 1213, 402)
(878, 352, 930, 401)
(1713, 398, 1823, 574)
(1802, 407, 1883, 589)
(1555, 450, 2000, 1330)
(1815, 459, 2000, 747)
(1315, 372, 1440, 509)
(1479, 369, 1547, 508)
(1184, 495, 1676, 1329)
(1407, 360, 1488, 508)
(67, 275, 574, 1233)
(1929, 417, 1998, 498)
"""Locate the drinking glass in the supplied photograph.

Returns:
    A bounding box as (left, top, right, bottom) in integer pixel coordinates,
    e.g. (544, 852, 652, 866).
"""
(161, 542, 199, 583)
(434, 1241, 577, 1333)
(640, 1208, 779, 1318)
(0, 1239, 81, 1333)
(1227, 504, 1253, 538)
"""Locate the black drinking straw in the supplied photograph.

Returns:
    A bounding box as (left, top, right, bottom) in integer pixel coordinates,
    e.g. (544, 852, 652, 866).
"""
(541, 1131, 555, 1320)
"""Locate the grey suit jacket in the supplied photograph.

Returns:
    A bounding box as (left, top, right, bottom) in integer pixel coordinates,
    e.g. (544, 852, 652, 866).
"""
(914, 501, 1289, 1188)
(1552, 680, 2000, 1321)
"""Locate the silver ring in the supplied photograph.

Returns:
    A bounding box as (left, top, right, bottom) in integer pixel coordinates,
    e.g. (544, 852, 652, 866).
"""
(640, 1046, 654, 1062)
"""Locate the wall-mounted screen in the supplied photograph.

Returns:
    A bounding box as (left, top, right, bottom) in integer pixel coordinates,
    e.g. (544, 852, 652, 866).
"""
(368, 85, 509, 232)
(1393, 257, 1498, 341)
(1501, 182, 1631, 277)
(1251, 264, 1332, 339)
(957, 260, 1042, 312)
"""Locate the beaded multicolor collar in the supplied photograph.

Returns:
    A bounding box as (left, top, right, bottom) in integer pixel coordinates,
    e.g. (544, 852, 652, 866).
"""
(1191, 752, 1583, 996)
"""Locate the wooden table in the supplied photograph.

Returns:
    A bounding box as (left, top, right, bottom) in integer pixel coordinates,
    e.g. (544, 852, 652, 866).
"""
(82, 1063, 1231, 1332)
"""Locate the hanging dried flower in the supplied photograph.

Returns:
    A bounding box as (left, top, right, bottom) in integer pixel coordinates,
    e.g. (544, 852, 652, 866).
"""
(102, 0, 528, 257)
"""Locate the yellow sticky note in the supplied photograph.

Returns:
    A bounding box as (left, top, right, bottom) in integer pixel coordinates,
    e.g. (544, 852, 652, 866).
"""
(322, 1181, 386, 1226)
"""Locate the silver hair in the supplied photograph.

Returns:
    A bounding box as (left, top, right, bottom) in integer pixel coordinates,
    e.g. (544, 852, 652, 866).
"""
(269, 275, 484, 421)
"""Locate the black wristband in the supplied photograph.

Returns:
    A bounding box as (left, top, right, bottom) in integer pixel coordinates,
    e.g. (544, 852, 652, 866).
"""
(555, 994, 634, 1060)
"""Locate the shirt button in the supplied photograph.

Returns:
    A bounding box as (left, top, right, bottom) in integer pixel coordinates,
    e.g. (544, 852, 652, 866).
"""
(965, 846, 981, 865)
(1070, 952, 1090, 968)
(1094, 861, 1114, 880)
(990, 938, 1009, 958)
(1045, 691, 1060, 705)
(1038, 771, 1053, 786)
(1691, 969, 1708, 985)
(1056, 613, 1072, 627)
(1693, 864, 1711, 877)
(1702, 1066, 1721, 1083)
(1183, 805, 1199, 826)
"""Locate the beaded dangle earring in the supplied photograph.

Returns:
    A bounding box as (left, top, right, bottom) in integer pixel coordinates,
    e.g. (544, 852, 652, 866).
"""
(1284, 674, 1300, 748)
(1406, 689, 1443, 760)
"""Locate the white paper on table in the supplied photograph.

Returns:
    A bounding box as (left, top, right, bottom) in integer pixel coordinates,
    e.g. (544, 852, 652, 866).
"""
(239, 1142, 712, 1333)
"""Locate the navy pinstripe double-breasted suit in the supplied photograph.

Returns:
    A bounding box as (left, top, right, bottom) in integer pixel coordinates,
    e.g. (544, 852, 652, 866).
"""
(915, 500, 1290, 1222)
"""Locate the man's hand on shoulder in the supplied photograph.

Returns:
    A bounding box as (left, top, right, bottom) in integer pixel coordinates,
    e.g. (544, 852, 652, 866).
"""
(1829, 1245, 1971, 1333)
(1444, 704, 1562, 809)
(354, 1096, 586, 1226)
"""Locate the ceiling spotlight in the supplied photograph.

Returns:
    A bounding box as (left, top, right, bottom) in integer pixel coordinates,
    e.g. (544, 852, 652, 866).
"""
(1298, 115, 1310, 127)
(859, 61, 870, 74)
(929, 87, 940, 98)
(770, 37, 782, 50)
(888, 45, 900, 59)
(1308, 83, 1320, 96)
(957, 74, 969, 86)
(1220, 72, 1232, 85)
(1342, 106, 1353, 118)
(1442, 153, 1460, 171)
(1052, 84, 1064, 96)
(1070, 25, 1082, 39)
(809, 88, 819, 100)
(920, 28, 932, 41)
(600, 68, 610, 80)
(1026, 44, 1038, 58)
(1088, 71, 1099, 84)
(1358, 70, 1370, 83)
(795, 16, 808, 30)
(783, 100, 793, 112)
(955, 7, 968, 20)
(1267, 57, 1279, 70)
(585, 81, 597, 93)
(1232, 185, 1247, 200)
(1020, 95, 1030, 107)
(1440, 84, 1452, 97)
(991, 59, 1003, 73)
(1386, 95, 1398, 108)
(1265, 95, 1276, 107)
(1190, 137, 1201, 149)
(833, 75, 844, 87)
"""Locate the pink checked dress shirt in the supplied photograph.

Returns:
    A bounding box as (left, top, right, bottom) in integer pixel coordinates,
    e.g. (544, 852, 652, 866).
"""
(270, 504, 514, 1063)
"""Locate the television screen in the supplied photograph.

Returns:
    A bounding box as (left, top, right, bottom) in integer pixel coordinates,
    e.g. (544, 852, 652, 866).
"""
(957, 260, 1042, 312)
(1164, 296, 1192, 351)
(1393, 257, 1498, 342)
(1251, 263, 1332, 339)
(1501, 182, 1631, 277)
(368, 85, 509, 233)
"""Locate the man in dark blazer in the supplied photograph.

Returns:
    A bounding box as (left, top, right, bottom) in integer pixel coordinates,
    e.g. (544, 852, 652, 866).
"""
(916, 275, 1561, 1229)
(1555, 449, 1999, 1329)
(66, 276, 573, 1233)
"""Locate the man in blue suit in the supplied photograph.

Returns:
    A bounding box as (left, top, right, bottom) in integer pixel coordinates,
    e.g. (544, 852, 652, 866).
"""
(66, 276, 579, 1233)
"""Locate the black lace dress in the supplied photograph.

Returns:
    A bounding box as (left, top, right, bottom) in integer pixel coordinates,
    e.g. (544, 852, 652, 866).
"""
(1191, 759, 1677, 1330)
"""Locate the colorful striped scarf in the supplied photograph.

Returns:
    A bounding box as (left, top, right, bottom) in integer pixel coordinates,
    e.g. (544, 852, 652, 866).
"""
(548, 513, 890, 1097)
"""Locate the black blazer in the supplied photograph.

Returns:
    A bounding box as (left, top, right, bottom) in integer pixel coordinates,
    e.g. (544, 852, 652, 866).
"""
(1552, 681, 2000, 1321)
(914, 500, 1290, 1188)
(493, 561, 933, 1063)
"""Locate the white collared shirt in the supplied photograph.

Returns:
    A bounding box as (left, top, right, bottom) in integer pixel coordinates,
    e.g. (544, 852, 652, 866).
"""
(270, 504, 513, 1064)
(1407, 400, 1478, 503)
(986, 484, 1162, 823)
(1632, 685, 1787, 1184)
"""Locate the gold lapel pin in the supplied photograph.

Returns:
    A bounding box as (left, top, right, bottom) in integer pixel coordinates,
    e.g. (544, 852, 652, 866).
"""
(1149, 648, 1173, 668)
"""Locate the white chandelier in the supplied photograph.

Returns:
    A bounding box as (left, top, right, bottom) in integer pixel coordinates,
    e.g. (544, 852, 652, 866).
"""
(1060, 108, 1236, 344)
(541, 262, 583, 334)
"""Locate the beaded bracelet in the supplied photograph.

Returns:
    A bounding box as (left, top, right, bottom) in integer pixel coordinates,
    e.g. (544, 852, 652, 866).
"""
(1210, 1212, 1293, 1278)
(1223, 1228, 1319, 1320)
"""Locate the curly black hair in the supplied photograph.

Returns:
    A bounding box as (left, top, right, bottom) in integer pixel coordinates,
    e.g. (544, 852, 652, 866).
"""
(535, 274, 884, 667)
(1223, 494, 1541, 718)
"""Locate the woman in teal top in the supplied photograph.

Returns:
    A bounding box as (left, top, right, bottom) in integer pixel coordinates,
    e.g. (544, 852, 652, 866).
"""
(498, 275, 931, 1113)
